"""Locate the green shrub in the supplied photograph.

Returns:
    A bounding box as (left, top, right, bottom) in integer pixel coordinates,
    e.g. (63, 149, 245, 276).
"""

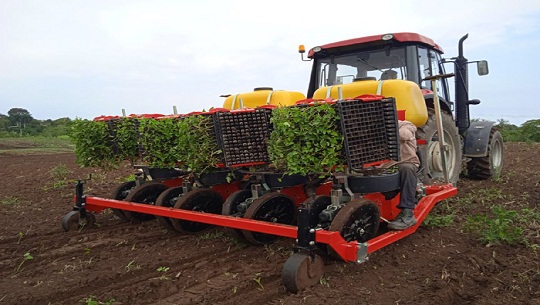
(114, 118, 140, 163)
(268, 103, 343, 176)
(71, 119, 117, 168)
(177, 114, 222, 174)
(139, 118, 182, 168)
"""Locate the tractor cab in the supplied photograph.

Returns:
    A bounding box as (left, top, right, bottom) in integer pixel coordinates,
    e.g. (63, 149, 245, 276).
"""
(303, 33, 452, 109)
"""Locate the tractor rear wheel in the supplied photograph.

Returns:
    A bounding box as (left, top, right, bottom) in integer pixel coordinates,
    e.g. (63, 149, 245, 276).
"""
(467, 129, 504, 180)
(417, 109, 462, 184)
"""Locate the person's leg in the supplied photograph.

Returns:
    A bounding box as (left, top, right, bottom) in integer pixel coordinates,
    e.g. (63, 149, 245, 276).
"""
(388, 163, 418, 230)
(397, 163, 418, 209)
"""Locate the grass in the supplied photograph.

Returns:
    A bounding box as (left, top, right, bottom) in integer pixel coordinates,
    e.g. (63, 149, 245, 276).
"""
(0, 136, 73, 155)
(464, 205, 540, 248)
(80, 296, 116, 305)
(0, 196, 22, 206)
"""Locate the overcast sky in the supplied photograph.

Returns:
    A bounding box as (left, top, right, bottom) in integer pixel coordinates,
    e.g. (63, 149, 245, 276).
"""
(1, 0, 539, 125)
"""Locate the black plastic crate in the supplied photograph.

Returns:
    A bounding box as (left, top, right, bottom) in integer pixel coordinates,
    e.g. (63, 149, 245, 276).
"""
(214, 108, 272, 167)
(337, 97, 400, 171)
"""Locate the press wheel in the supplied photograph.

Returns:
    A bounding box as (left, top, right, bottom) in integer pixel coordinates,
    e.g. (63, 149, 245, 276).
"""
(123, 182, 168, 222)
(61, 211, 96, 232)
(242, 192, 296, 245)
(170, 188, 223, 233)
(221, 189, 252, 241)
(282, 253, 325, 293)
(328, 198, 380, 260)
(110, 180, 137, 221)
(155, 186, 184, 231)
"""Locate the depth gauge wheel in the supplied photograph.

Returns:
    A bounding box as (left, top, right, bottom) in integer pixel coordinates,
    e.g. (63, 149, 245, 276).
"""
(123, 182, 168, 222)
(155, 186, 184, 231)
(61, 211, 96, 232)
(282, 253, 325, 293)
(242, 192, 296, 245)
(328, 198, 380, 260)
(170, 188, 223, 233)
(110, 180, 137, 221)
(221, 189, 252, 241)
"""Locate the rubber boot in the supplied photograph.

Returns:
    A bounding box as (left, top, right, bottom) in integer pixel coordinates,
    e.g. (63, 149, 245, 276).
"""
(388, 209, 417, 230)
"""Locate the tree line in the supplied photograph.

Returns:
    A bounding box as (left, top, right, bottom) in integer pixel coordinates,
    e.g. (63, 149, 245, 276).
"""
(0, 107, 538, 142)
(0, 108, 72, 137)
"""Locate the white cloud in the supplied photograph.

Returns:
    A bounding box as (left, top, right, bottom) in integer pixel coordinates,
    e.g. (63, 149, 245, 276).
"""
(0, 0, 539, 123)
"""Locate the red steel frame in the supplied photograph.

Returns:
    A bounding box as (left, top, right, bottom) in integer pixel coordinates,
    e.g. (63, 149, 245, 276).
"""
(81, 182, 456, 263)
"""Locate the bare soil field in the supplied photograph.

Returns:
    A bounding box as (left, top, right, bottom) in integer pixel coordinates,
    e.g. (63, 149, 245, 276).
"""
(0, 142, 539, 305)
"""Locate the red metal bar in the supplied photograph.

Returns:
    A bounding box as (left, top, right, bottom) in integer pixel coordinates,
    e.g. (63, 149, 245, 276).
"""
(366, 184, 457, 254)
(83, 183, 456, 263)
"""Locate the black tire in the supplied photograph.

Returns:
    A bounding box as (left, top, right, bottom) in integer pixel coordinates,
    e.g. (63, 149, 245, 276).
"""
(221, 189, 252, 241)
(110, 181, 137, 221)
(155, 186, 184, 231)
(467, 129, 504, 180)
(123, 182, 169, 222)
(170, 188, 223, 233)
(417, 109, 462, 184)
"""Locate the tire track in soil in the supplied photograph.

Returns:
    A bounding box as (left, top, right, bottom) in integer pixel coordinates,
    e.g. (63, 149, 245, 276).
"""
(49, 240, 256, 305)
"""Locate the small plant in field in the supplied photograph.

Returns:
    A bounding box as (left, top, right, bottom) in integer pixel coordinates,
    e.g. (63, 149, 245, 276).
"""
(423, 214, 455, 227)
(80, 296, 116, 305)
(17, 232, 24, 244)
(84, 247, 91, 255)
(125, 260, 141, 272)
(15, 252, 33, 273)
(319, 276, 330, 287)
(1, 196, 21, 206)
(252, 272, 264, 291)
(465, 205, 523, 246)
(49, 164, 73, 189)
(156, 266, 169, 272)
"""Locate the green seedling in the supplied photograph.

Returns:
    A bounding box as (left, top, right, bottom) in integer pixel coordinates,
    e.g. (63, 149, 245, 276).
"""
(84, 247, 91, 255)
(17, 232, 24, 244)
(156, 266, 169, 272)
(80, 296, 116, 305)
(252, 273, 264, 291)
(125, 260, 140, 272)
(15, 252, 33, 273)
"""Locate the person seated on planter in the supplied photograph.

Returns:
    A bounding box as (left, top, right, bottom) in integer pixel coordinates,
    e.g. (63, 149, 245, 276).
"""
(387, 120, 420, 230)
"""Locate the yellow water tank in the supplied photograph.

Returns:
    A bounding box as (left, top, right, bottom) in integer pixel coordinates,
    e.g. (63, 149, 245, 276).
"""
(313, 79, 428, 127)
(223, 87, 306, 109)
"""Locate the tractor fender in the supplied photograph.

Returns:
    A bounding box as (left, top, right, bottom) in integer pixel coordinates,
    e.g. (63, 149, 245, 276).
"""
(463, 121, 496, 157)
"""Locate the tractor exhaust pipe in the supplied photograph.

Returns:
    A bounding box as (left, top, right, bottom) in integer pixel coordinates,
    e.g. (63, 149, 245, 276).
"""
(455, 34, 470, 135)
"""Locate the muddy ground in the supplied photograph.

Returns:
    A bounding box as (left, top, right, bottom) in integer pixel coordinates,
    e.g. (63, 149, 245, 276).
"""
(0, 142, 539, 305)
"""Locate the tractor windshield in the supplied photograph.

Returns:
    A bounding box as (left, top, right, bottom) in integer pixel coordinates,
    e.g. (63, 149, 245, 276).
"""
(315, 46, 416, 87)
(312, 45, 450, 101)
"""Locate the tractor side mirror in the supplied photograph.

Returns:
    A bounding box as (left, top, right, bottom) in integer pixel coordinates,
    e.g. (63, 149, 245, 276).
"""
(477, 60, 489, 76)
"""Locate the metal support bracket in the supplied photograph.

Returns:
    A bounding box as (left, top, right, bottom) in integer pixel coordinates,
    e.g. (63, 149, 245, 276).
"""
(356, 242, 369, 264)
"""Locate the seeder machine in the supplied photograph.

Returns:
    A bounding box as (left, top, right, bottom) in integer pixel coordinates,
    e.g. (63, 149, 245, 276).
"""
(62, 80, 457, 292)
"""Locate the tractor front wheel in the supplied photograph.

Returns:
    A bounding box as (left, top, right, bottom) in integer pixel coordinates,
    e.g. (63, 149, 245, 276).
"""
(467, 129, 504, 180)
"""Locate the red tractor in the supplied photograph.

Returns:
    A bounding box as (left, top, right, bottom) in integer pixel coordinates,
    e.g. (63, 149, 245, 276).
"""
(298, 32, 503, 183)
(62, 32, 502, 293)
